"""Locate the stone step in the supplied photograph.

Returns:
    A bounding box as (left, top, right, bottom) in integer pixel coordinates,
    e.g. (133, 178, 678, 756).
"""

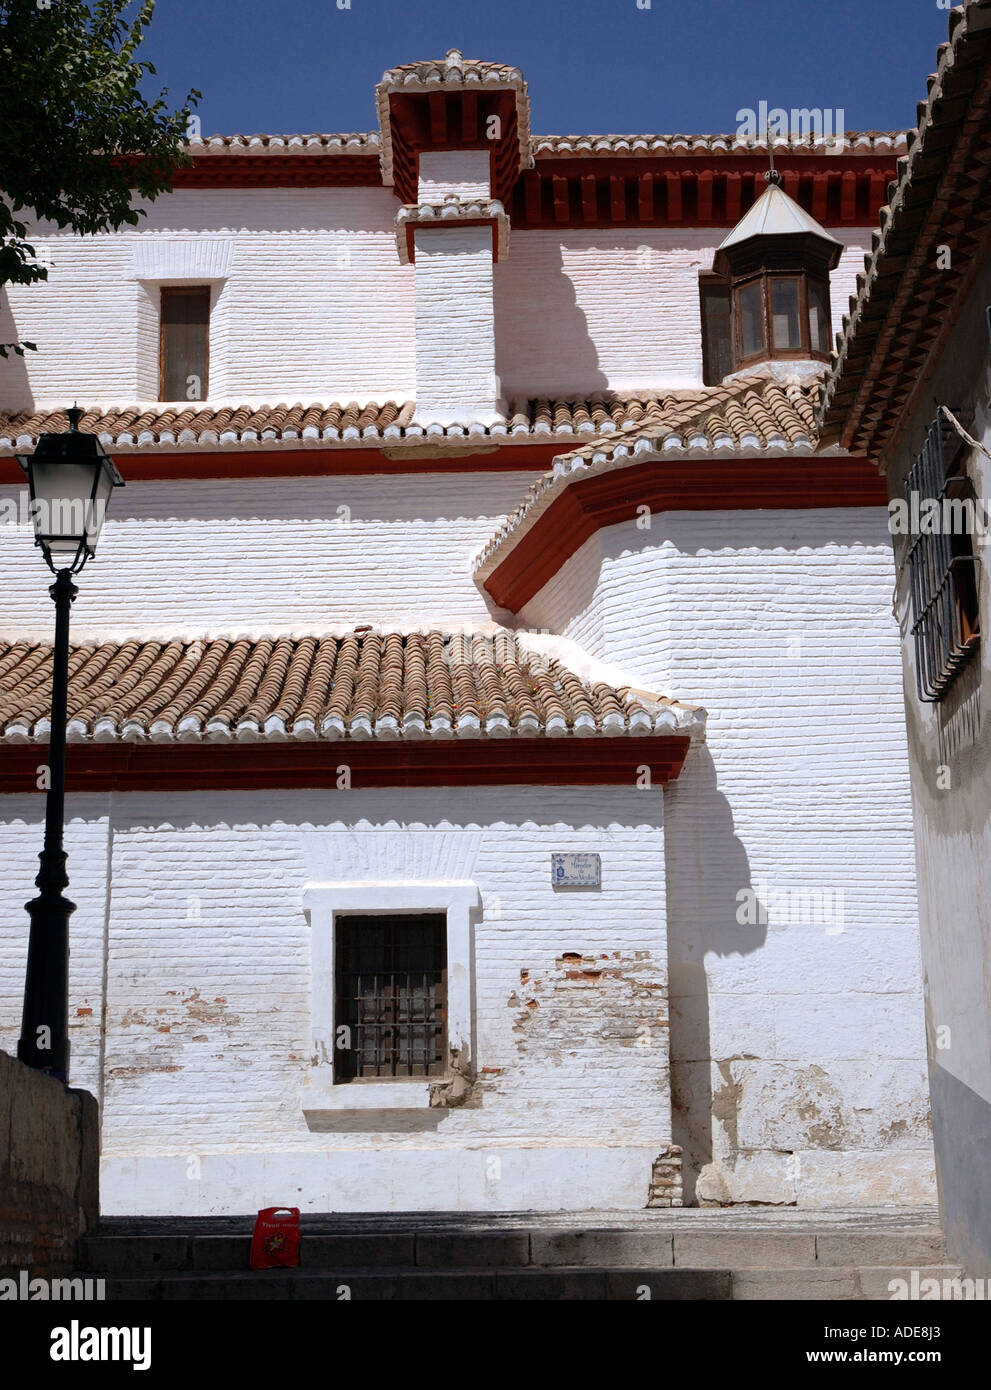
(82, 1224, 949, 1274)
(87, 1267, 730, 1301)
(731, 1265, 966, 1302)
(79, 1262, 967, 1301)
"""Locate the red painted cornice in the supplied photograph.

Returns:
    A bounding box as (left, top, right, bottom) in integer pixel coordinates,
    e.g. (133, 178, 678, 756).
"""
(171, 155, 383, 189)
(0, 736, 690, 793)
(513, 155, 896, 230)
(166, 151, 895, 231)
(482, 455, 889, 612)
(0, 443, 562, 484)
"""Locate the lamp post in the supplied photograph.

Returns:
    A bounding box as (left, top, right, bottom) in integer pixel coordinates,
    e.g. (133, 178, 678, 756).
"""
(15, 407, 123, 1082)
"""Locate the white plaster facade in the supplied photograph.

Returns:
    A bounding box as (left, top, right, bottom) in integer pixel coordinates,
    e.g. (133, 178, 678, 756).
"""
(0, 492, 936, 1209)
(0, 788, 673, 1213)
(0, 207, 870, 412)
(0, 58, 934, 1215)
(872, 254, 991, 1268)
(0, 473, 530, 642)
(522, 509, 933, 1205)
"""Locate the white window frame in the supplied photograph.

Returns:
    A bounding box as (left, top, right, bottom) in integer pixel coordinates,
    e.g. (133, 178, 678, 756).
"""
(302, 881, 479, 1112)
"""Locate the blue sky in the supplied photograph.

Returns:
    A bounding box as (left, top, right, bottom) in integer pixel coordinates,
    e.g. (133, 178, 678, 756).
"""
(141, 0, 951, 137)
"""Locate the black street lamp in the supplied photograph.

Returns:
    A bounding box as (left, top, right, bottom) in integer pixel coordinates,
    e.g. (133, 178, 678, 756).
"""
(15, 407, 123, 1081)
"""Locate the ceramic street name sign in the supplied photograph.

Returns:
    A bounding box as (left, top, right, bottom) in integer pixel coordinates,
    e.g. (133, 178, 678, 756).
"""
(551, 852, 601, 889)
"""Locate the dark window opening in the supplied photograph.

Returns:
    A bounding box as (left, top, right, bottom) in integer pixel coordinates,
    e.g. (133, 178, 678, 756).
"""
(905, 413, 981, 701)
(700, 276, 732, 385)
(160, 287, 209, 402)
(334, 913, 447, 1080)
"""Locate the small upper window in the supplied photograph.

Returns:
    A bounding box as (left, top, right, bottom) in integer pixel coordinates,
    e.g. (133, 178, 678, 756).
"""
(730, 273, 831, 367)
(160, 287, 209, 402)
(699, 275, 732, 385)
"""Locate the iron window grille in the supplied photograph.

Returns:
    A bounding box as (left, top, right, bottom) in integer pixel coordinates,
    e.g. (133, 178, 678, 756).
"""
(334, 913, 447, 1080)
(904, 413, 981, 701)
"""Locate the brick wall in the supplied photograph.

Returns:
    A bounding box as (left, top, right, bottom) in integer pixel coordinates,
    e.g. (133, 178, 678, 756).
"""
(493, 229, 872, 396)
(0, 1051, 99, 1275)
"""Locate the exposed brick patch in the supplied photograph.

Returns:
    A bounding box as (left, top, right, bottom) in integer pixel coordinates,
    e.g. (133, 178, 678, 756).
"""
(647, 1145, 683, 1208)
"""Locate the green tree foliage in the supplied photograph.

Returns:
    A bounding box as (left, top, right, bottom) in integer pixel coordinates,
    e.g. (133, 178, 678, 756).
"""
(0, 0, 199, 354)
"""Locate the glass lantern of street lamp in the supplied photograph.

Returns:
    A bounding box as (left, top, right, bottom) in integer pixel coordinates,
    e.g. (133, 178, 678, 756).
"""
(16, 406, 124, 574)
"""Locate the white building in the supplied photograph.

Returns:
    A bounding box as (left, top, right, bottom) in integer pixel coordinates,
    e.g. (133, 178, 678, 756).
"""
(0, 52, 935, 1215)
(819, 0, 991, 1275)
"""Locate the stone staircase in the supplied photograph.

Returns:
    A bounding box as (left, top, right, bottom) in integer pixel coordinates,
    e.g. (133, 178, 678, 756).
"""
(79, 1207, 963, 1300)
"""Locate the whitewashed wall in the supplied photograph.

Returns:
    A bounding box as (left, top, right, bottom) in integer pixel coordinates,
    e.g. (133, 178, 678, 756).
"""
(0, 473, 532, 641)
(0, 787, 671, 1214)
(0, 188, 416, 409)
(0, 195, 871, 410)
(881, 252, 991, 1272)
(414, 225, 500, 426)
(521, 507, 935, 1206)
(494, 230, 871, 397)
(418, 151, 492, 201)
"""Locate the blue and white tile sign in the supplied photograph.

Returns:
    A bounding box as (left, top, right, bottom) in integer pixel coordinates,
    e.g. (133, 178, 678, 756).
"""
(551, 852, 601, 889)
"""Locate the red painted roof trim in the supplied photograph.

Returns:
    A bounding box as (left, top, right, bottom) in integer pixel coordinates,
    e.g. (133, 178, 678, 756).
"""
(168, 151, 895, 230)
(0, 443, 559, 484)
(0, 736, 690, 793)
(483, 455, 889, 611)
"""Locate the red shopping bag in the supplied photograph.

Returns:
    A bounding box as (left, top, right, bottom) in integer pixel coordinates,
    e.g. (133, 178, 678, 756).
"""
(250, 1206, 300, 1269)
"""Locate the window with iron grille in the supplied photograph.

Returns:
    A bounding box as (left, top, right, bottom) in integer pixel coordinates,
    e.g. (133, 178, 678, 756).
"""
(334, 914, 447, 1080)
(904, 413, 981, 702)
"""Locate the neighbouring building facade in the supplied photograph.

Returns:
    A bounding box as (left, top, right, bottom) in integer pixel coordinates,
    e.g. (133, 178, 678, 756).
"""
(819, 0, 991, 1275)
(0, 51, 936, 1216)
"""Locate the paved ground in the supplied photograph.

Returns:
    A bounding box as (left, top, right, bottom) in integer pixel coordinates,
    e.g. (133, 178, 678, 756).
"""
(96, 1205, 942, 1235)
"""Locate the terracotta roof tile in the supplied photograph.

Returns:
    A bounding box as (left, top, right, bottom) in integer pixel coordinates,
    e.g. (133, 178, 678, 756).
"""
(0, 393, 709, 452)
(0, 633, 703, 744)
(473, 373, 822, 579)
(185, 132, 381, 155)
(180, 130, 907, 160)
(817, 0, 991, 458)
(375, 51, 531, 191)
(0, 381, 822, 461)
(531, 131, 908, 157)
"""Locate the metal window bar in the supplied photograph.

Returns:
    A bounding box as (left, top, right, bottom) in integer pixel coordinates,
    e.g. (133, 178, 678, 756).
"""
(904, 415, 981, 701)
(335, 914, 447, 1080)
